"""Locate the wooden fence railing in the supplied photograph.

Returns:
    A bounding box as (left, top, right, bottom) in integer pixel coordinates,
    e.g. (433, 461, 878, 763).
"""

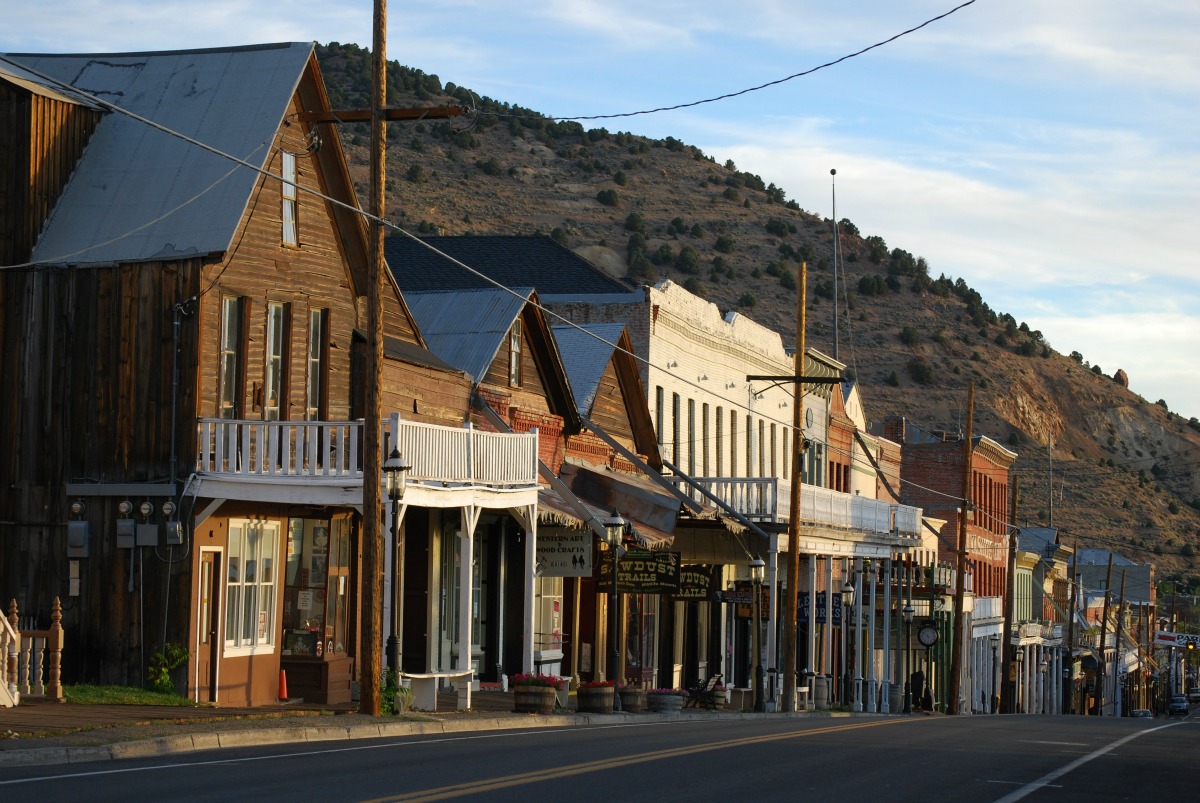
(1, 597, 64, 707)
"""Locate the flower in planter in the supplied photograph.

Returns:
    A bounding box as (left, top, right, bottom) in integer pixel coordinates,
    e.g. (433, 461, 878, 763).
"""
(577, 679, 619, 689)
(509, 672, 565, 689)
(648, 688, 689, 697)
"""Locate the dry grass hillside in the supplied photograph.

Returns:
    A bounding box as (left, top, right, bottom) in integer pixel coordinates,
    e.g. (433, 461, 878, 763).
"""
(316, 43, 1200, 587)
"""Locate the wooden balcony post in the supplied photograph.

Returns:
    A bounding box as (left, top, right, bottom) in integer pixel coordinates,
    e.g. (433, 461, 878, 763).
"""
(47, 597, 63, 701)
(6, 599, 17, 699)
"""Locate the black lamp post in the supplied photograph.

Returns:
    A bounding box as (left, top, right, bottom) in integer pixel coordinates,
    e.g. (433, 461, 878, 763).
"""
(603, 511, 627, 688)
(902, 602, 915, 714)
(989, 633, 1000, 714)
(750, 555, 766, 713)
(1062, 664, 1072, 715)
(1015, 648, 1024, 713)
(841, 579, 855, 706)
(383, 446, 410, 675)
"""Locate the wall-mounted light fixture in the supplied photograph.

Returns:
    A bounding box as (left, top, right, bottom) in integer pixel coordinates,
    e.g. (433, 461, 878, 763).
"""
(666, 360, 678, 369)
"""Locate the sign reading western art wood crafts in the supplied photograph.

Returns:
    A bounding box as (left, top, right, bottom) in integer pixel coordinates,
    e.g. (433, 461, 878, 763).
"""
(597, 548, 681, 594)
(535, 528, 593, 577)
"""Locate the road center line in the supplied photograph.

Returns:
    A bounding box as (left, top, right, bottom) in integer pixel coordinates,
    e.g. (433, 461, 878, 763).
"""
(1016, 740, 1086, 746)
(992, 722, 1184, 803)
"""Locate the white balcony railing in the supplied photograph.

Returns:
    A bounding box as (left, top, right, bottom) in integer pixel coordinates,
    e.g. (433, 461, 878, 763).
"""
(667, 475, 921, 539)
(196, 417, 538, 489)
(669, 477, 778, 522)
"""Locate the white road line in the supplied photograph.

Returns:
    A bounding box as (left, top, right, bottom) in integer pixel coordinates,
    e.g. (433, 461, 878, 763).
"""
(1016, 740, 1087, 746)
(992, 722, 1184, 803)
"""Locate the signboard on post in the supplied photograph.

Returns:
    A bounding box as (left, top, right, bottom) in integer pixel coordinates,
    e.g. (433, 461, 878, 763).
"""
(597, 548, 681, 594)
(798, 590, 843, 626)
(535, 529, 593, 577)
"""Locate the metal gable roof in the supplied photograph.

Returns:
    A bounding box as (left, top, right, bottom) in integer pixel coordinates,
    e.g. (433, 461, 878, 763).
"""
(385, 235, 639, 295)
(405, 288, 535, 384)
(6, 42, 312, 266)
(551, 323, 627, 417)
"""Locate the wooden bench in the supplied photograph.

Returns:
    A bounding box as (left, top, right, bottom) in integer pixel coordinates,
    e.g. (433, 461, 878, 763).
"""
(400, 670, 474, 711)
(684, 673, 724, 710)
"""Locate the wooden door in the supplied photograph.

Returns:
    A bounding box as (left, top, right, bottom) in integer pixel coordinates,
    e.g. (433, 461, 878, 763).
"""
(196, 548, 222, 702)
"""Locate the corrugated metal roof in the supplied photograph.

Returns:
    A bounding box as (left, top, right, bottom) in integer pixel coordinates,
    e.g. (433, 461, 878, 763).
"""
(4, 43, 312, 266)
(551, 323, 626, 416)
(405, 288, 534, 384)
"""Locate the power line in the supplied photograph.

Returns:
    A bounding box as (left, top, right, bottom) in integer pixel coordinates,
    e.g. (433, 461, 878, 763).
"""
(495, 1, 980, 123)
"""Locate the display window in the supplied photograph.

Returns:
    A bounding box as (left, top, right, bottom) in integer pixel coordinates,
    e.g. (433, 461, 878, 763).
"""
(282, 516, 351, 658)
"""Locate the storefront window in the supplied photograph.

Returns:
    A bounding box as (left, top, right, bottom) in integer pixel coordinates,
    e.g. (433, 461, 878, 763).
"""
(225, 519, 279, 653)
(535, 575, 564, 657)
(281, 517, 340, 658)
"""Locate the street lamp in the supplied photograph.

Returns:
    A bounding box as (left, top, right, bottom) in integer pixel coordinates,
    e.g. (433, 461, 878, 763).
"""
(1062, 664, 1072, 715)
(1015, 649, 1024, 713)
(841, 579, 854, 706)
(750, 555, 766, 713)
(603, 511, 627, 690)
(383, 446, 411, 675)
(902, 602, 915, 714)
(989, 633, 1000, 714)
(1039, 657, 1049, 715)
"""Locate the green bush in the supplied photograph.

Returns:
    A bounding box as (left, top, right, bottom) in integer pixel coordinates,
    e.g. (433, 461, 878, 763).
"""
(147, 644, 189, 694)
(596, 189, 620, 207)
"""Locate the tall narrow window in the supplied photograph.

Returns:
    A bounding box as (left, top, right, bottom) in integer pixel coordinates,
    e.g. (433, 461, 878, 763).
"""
(782, 426, 790, 480)
(715, 406, 724, 476)
(281, 151, 298, 246)
(746, 414, 754, 477)
(306, 308, 328, 421)
(655, 386, 665, 450)
(729, 411, 738, 476)
(687, 398, 696, 476)
(219, 296, 246, 418)
(701, 403, 710, 476)
(671, 393, 681, 468)
(770, 423, 777, 478)
(263, 302, 289, 421)
(509, 317, 523, 387)
(758, 419, 766, 477)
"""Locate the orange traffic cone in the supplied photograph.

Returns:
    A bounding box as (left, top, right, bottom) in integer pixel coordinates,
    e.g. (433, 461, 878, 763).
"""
(279, 669, 289, 701)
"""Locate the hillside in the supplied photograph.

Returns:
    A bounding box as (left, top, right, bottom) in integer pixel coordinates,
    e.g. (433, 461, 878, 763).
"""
(315, 43, 1200, 586)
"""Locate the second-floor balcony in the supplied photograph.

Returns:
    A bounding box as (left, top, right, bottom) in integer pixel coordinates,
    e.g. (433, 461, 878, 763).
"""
(195, 416, 538, 504)
(670, 475, 921, 543)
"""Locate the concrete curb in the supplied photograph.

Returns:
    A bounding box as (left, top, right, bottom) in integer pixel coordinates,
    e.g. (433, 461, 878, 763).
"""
(0, 708, 877, 768)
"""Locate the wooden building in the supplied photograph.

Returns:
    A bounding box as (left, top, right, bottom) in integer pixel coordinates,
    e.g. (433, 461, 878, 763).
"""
(0, 44, 517, 707)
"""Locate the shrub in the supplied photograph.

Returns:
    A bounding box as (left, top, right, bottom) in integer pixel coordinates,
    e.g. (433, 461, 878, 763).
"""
(675, 246, 700, 274)
(779, 270, 796, 291)
(737, 293, 756, 308)
(476, 157, 503, 176)
(899, 326, 921, 346)
(907, 357, 934, 385)
(624, 212, 646, 233)
(596, 189, 620, 206)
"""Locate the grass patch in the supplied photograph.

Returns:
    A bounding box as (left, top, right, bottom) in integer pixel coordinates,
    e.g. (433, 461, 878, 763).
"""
(64, 684, 198, 707)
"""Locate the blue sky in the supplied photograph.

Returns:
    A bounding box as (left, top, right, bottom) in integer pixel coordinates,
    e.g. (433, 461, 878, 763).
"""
(5, 1, 1198, 418)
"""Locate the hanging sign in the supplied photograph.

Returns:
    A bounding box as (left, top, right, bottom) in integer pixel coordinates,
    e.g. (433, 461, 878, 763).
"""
(798, 590, 843, 626)
(535, 528, 593, 577)
(597, 548, 680, 593)
(672, 565, 718, 602)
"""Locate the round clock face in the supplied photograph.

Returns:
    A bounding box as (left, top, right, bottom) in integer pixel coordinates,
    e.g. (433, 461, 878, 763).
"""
(918, 625, 939, 647)
(805, 408, 814, 427)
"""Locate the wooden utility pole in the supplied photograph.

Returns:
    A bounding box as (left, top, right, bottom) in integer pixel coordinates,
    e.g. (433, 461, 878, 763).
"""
(360, 0, 388, 717)
(782, 261, 807, 713)
(1000, 477, 1018, 714)
(1065, 540, 1078, 714)
(1095, 551, 1115, 716)
(948, 383, 973, 715)
(1114, 570, 1127, 716)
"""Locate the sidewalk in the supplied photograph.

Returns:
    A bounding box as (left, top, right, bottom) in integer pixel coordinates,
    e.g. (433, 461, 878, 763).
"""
(0, 692, 796, 768)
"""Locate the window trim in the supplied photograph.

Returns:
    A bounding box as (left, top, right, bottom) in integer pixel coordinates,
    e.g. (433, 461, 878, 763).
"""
(509, 317, 523, 387)
(263, 301, 289, 421)
(305, 308, 329, 421)
(219, 296, 247, 419)
(281, 151, 298, 247)
(224, 518, 280, 657)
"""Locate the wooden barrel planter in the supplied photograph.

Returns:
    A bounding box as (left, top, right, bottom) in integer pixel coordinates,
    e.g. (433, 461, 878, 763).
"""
(576, 686, 615, 713)
(647, 693, 686, 714)
(617, 687, 647, 713)
(513, 686, 557, 714)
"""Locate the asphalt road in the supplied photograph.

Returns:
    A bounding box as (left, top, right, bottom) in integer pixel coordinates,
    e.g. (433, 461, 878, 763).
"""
(2, 709, 1196, 802)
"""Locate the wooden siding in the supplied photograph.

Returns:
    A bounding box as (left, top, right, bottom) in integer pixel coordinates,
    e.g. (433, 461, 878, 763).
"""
(0, 82, 101, 266)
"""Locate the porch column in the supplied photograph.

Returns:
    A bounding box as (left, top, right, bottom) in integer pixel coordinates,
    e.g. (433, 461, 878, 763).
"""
(523, 504, 537, 674)
(808, 552, 817, 709)
(853, 558, 863, 712)
(457, 506, 481, 710)
(824, 555, 833, 678)
(867, 560, 878, 712)
(880, 558, 891, 713)
(767, 541, 779, 709)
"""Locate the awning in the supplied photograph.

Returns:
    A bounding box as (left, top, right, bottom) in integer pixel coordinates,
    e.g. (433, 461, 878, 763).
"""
(536, 486, 671, 550)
